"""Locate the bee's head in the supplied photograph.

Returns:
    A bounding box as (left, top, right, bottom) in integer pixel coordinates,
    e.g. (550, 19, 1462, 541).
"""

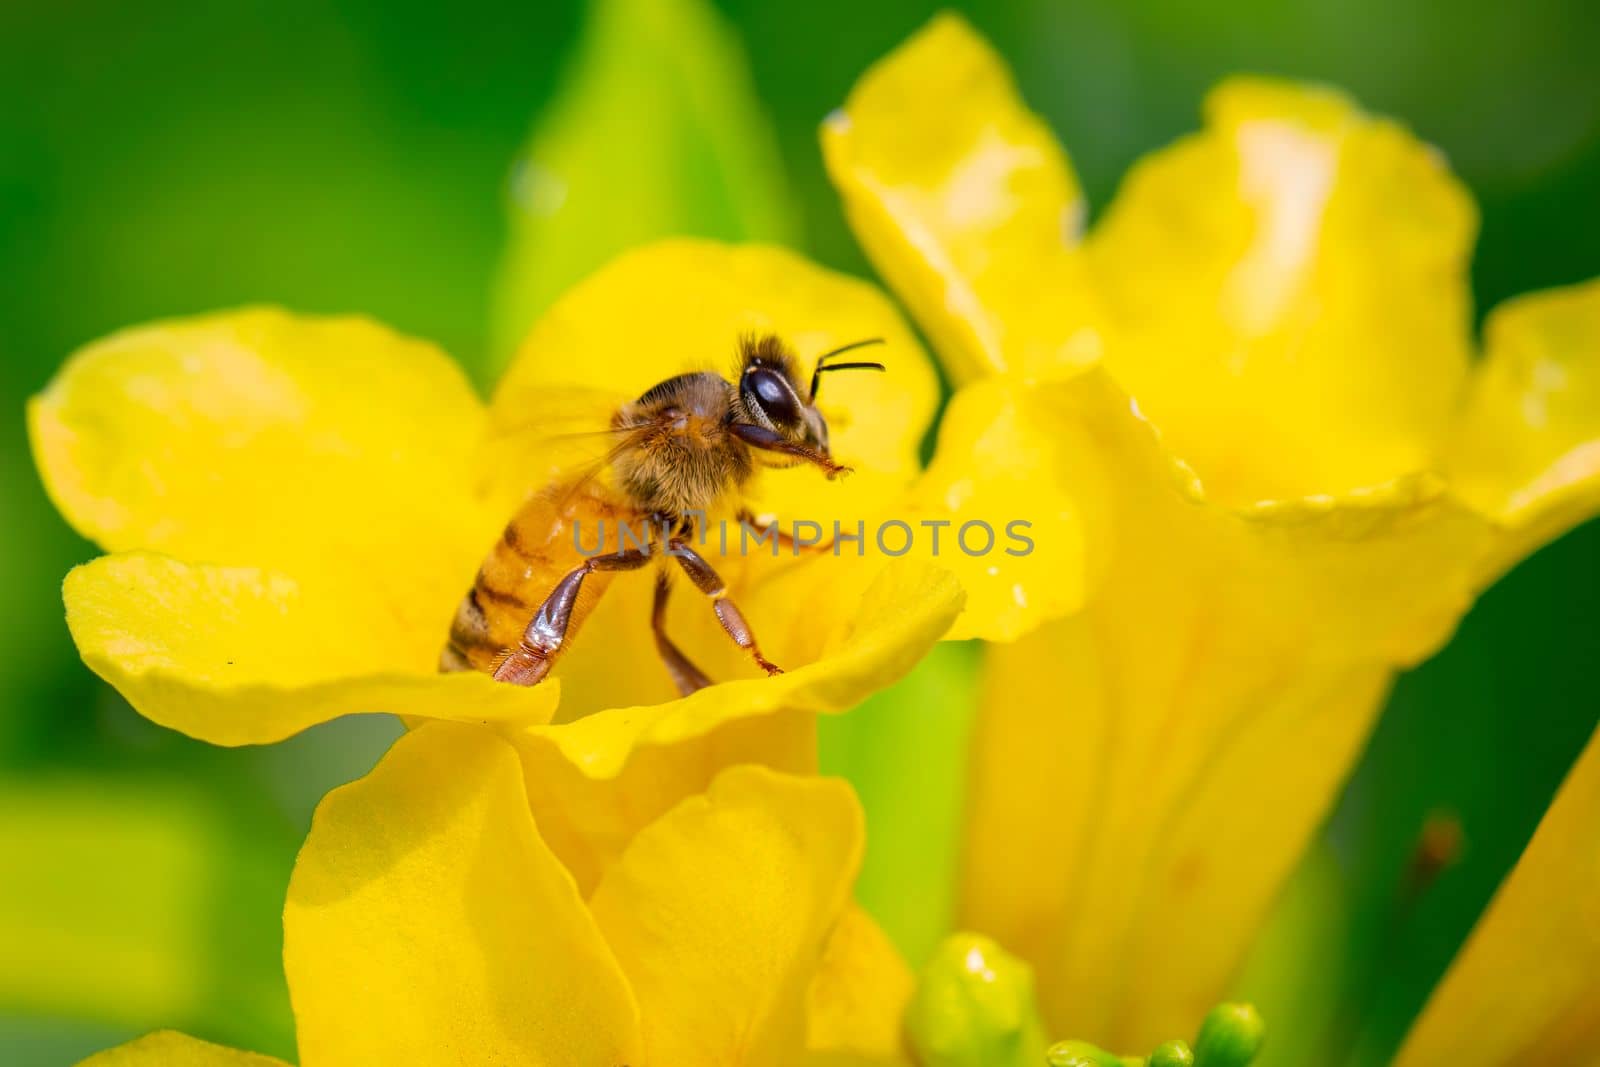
(735, 333, 883, 464)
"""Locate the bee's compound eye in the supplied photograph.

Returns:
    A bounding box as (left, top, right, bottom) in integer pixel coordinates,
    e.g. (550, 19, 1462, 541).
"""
(744, 367, 803, 430)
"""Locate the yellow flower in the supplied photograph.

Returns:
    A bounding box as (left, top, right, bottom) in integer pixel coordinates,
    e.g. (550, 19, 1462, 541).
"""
(1391, 720, 1600, 1064)
(76, 721, 913, 1065)
(824, 12, 1600, 1055)
(28, 241, 962, 844)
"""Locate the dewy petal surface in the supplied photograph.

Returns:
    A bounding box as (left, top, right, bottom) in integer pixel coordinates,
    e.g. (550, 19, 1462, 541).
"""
(284, 722, 641, 1066)
(1088, 77, 1477, 506)
(78, 1031, 290, 1067)
(1394, 722, 1600, 1065)
(31, 308, 523, 742)
(901, 378, 1111, 641)
(957, 371, 1491, 1048)
(588, 766, 865, 1066)
(822, 14, 1101, 383)
(1444, 276, 1600, 581)
(829, 14, 1595, 1057)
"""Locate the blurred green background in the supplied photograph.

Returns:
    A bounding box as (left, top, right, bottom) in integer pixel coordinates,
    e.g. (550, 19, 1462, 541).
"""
(1, 1, 1596, 1064)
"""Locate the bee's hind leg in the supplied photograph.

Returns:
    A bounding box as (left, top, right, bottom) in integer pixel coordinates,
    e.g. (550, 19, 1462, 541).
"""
(651, 573, 713, 695)
(493, 547, 652, 686)
(667, 539, 783, 678)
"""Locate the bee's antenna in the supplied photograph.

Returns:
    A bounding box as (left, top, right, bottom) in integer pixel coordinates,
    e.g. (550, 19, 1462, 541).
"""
(811, 337, 886, 399)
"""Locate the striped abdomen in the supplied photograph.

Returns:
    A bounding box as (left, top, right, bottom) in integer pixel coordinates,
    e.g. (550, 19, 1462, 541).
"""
(440, 484, 628, 675)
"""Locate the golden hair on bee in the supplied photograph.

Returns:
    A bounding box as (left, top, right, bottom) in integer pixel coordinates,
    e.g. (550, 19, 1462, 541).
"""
(732, 331, 801, 380)
(442, 331, 885, 694)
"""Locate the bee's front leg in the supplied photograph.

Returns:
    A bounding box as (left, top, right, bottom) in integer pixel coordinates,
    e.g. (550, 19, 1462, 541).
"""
(726, 421, 851, 478)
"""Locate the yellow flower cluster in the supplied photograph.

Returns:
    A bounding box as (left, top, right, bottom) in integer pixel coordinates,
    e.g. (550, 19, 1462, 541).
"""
(31, 12, 1600, 1067)
(824, 16, 1600, 1057)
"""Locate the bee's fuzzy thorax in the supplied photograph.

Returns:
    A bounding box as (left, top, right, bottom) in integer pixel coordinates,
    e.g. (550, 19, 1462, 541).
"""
(444, 331, 850, 692)
(613, 370, 755, 516)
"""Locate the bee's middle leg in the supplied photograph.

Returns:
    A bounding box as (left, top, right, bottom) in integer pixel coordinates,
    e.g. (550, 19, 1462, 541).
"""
(651, 573, 713, 696)
(667, 539, 782, 677)
(494, 547, 652, 686)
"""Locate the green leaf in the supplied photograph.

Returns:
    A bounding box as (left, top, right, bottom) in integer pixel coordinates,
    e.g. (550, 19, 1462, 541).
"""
(1230, 844, 1350, 1067)
(489, 0, 796, 372)
(0, 772, 298, 1060)
(819, 641, 982, 966)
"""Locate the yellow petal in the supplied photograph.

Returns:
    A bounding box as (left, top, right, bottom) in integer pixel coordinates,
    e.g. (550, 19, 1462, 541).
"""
(1443, 276, 1600, 582)
(64, 553, 557, 745)
(283, 722, 641, 1066)
(78, 1031, 289, 1067)
(512, 560, 962, 890)
(822, 14, 1101, 383)
(492, 238, 939, 527)
(900, 378, 1113, 641)
(966, 625, 1395, 1048)
(1394, 722, 1600, 1065)
(1088, 77, 1477, 505)
(588, 766, 863, 1065)
(806, 905, 915, 1065)
(28, 306, 489, 582)
(517, 706, 817, 895)
(30, 308, 505, 742)
(956, 370, 1491, 1048)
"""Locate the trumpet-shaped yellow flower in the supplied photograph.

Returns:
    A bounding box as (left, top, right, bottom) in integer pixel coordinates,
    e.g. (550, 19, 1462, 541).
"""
(78, 723, 913, 1065)
(824, 12, 1600, 1053)
(29, 242, 964, 848)
(1393, 721, 1600, 1064)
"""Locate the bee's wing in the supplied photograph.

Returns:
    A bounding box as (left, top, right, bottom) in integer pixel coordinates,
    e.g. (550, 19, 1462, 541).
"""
(476, 385, 639, 510)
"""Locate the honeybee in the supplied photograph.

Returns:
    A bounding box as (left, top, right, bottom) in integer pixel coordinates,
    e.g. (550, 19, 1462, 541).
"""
(440, 332, 886, 692)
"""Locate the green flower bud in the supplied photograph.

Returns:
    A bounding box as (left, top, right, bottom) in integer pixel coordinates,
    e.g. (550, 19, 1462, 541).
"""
(1148, 1039, 1195, 1067)
(905, 933, 1049, 1067)
(1045, 1039, 1124, 1066)
(1192, 1003, 1265, 1067)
